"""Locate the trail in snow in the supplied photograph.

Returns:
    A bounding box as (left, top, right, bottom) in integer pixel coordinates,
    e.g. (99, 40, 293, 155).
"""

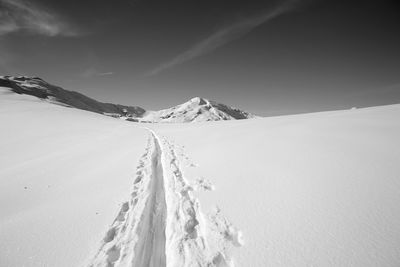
(87, 130, 242, 267)
(130, 131, 167, 267)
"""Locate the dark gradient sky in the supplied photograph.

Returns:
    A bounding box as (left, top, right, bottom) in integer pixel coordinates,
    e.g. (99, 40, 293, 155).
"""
(1, 0, 399, 116)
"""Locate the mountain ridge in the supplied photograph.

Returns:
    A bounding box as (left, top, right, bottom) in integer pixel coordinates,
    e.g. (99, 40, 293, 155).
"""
(0, 75, 257, 122)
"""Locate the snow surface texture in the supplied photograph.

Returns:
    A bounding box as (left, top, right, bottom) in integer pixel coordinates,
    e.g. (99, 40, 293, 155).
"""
(1, 86, 400, 266)
(88, 130, 242, 267)
(0, 76, 255, 123)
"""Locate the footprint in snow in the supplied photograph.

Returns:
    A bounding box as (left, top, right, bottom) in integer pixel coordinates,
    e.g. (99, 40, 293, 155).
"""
(194, 177, 215, 191)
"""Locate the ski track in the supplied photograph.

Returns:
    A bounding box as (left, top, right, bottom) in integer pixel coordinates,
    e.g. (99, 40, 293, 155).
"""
(87, 130, 241, 267)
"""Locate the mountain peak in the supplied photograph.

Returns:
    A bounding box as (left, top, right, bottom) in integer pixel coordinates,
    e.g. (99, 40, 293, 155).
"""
(189, 97, 208, 105)
(141, 96, 257, 123)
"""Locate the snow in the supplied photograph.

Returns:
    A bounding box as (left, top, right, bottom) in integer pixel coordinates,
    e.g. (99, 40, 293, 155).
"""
(87, 130, 241, 266)
(141, 97, 256, 123)
(150, 105, 400, 266)
(1, 86, 400, 266)
(0, 87, 148, 267)
(0, 76, 254, 123)
(0, 76, 146, 117)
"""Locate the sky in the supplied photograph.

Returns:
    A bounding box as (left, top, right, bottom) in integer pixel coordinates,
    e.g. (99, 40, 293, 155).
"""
(0, 0, 399, 116)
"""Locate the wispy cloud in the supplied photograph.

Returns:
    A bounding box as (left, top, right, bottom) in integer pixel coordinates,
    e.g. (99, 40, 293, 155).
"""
(81, 68, 114, 78)
(146, 0, 301, 76)
(0, 0, 80, 36)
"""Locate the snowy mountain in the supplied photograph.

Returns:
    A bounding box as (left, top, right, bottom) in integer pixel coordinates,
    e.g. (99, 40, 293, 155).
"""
(139, 97, 256, 123)
(0, 76, 146, 117)
(0, 76, 256, 122)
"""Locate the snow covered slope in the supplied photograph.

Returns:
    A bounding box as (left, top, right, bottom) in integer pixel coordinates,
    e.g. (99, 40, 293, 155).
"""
(0, 76, 256, 123)
(149, 104, 400, 267)
(140, 97, 256, 123)
(1, 86, 400, 267)
(0, 87, 148, 267)
(0, 76, 145, 117)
